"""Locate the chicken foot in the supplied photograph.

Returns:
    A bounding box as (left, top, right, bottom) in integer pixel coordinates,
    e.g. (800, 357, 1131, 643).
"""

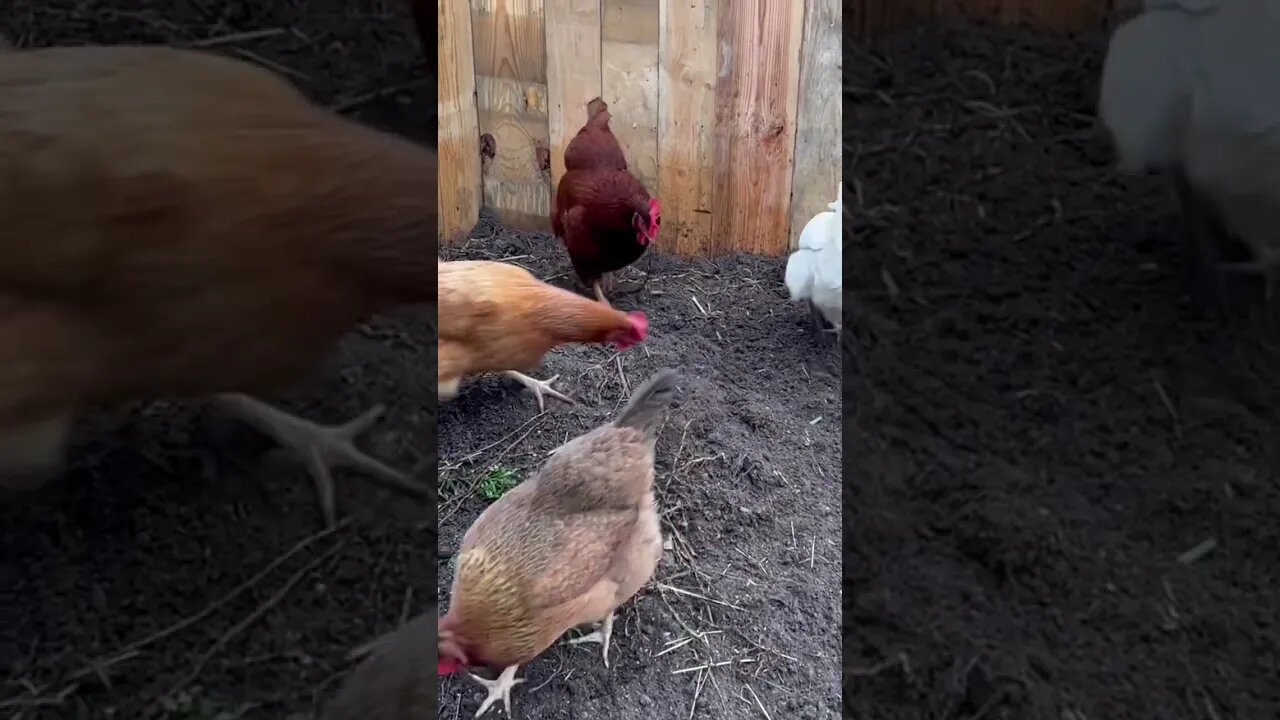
(503, 371, 573, 412)
(591, 273, 645, 307)
(212, 393, 427, 527)
(592, 279, 611, 306)
(469, 664, 524, 718)
(565, 611, 615, 668)
(808, 301, 828, 334)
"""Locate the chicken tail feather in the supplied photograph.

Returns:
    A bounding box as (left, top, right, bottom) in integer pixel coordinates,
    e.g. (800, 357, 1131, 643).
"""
(613, 368, 679, 435)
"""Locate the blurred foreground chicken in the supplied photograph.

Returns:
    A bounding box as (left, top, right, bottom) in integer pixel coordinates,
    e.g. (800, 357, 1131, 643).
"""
(438, 260, 648, 410)
(324, 611, 433, 720)
(1099, 0, 1280, 309)
(0, 45, 434, 523)
(785, 183, 843, 333)
(552, 98, 661, 305)
(437, 369, 678, 717)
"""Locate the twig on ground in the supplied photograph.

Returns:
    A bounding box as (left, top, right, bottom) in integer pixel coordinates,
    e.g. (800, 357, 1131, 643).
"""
(615, 354, 631, 396)
(846, 652, 910, 679)
(656, 583, 744, 612)
(186, 28, 285, 47)
(154, 539, 349, 711)
(230, 47, 310, 82)
(61, 520, 350, 689)
(0, 682, 79, 710)
(687, 667, 707, 720)
(745, 683, 773, 720)
(1178, 538, 1217, 565)
(331, 80, 427, 113)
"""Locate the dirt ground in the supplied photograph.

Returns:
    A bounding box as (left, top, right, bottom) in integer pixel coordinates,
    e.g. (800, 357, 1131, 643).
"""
(438, 222, 843, 719)
(0, 2, 434, 718)
(846, 26, 1280, 720)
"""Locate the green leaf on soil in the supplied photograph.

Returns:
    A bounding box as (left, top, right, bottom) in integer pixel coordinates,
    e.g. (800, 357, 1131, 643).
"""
(478, 466, 519, 501)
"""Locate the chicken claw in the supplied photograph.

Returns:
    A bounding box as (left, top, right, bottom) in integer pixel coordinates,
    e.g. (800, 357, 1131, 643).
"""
(808, 300, 827, 334)
(592, 280, 611, 307)
(212, 393, 427, 527)
(593, 274, 645, 305)
(469, 664, 524, 718)
(566, 612, 615, 668)
(503, 371, 574, 412)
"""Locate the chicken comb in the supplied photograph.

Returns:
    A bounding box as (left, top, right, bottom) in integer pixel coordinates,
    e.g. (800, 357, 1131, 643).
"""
(627, 311, 649, 340)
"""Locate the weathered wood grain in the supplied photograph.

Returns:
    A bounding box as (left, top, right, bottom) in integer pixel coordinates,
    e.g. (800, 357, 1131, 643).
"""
(789, 0, 842, 249)
(471, 0, 550, 229)
(438, 0, 481, 244)
(545, 0, 603, 190)
(602, 0, 660, 194)
(657, 0, 716, 257)
(710, 0, 806, 256)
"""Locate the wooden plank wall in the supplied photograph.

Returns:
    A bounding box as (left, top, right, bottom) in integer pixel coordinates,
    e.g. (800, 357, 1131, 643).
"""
(602, 0, 660, 195)
(438, 0, 482, 244)
(851, 0, 1140, 39)
(789, 0, 841, 249)
(545, 0, 603, 190)
(710, 0, 807, 256)
(470, 0, 551, 230)
(656, 0, 717, 257)
(440, 0, 844, 257)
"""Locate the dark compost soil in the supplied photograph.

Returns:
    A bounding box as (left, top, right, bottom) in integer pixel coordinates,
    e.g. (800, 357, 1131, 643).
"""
(0, 2, 435, 718)
(438, 222, 843, 719)
(845, 26, 1280, 720)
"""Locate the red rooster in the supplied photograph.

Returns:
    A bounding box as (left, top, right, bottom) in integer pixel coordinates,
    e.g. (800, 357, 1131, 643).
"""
(551, 98, 660, 305)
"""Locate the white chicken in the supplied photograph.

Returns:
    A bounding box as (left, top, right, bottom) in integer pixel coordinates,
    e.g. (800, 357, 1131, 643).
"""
(785, 183, 843, 332)
(1099, 0, 1280, 307)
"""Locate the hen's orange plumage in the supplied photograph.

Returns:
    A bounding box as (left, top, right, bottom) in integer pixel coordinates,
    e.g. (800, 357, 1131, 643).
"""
(438, 260, 647, 409)
(551, 98, 660, 304)
(437, 369, 679, 717)
(0, 45, 434, 522)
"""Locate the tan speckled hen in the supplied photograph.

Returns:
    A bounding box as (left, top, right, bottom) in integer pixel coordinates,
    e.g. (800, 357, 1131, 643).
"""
(436, 369, 679, 717)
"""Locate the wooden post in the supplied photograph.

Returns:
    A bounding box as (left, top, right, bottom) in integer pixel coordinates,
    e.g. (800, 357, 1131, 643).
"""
(544, 0, 603, 192)
(438, 0, 482, 244)
(789, 0, 842, 249)
(711, 0, 805, 256)
(657, 0, 716, 257)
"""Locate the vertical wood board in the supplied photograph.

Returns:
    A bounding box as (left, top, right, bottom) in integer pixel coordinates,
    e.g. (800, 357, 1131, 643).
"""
(471, 0, 550, 229)
(545, 0, 604, 190)
(657, 0, 717, 257)
(711, 0, 806, 256)
(438, 0, 482, 244)
(789, 0, 842, 248)
(602, 0, 660, 194)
